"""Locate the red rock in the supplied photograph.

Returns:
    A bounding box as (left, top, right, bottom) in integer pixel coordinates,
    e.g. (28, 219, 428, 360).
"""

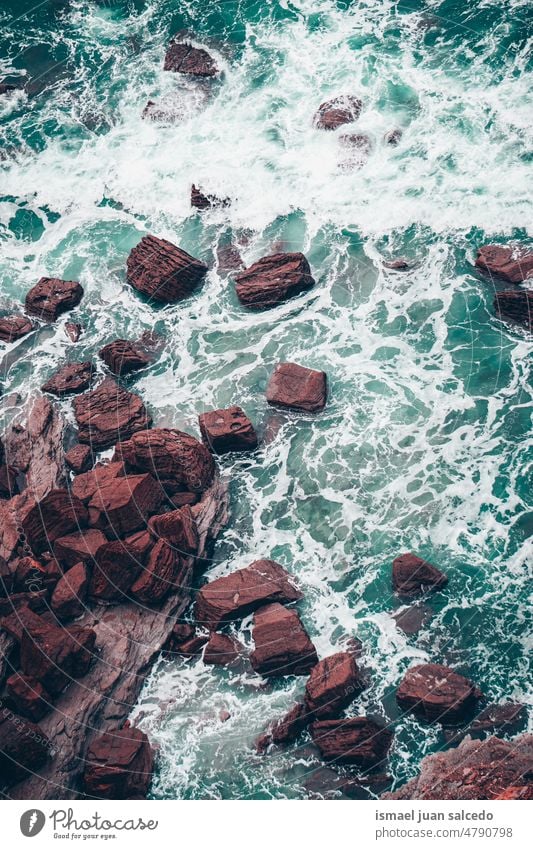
(311, 717, 393, 767)
(0, 464, 18, 498)
(88, 473, 164, 537)
(397, 663, 481, 724)
(219, 709, 231, 722)
(0, 314, 34, 343)
(71, 461, 125, 504)
(51, 562, 89, 620)
(266, 362, 327, 413)
(65, 321, 82, 342)
(41, 361, 94, 396)
(164, 622, 194, 651)
(89, 533, 151, 603)
(170, 491, 199, 508)
(203, 632, 243, 666)
(191, 185, 229, 210)
(116, 427, 215, 494)
(392, 552, 448, 596)
(147, 505, 198, 554)
(0, 605, 47, 642)
(6, 673, 51, 721)
(314, 96, 362, 130)
(393, 604, 433, 635)
(256, 702, 308, 753)
(84, 727, 154, 799)
(21, 488, 88, 555)
(199, 405, 258, 453)
(13, 557, 52, 594)
(25, 277, 83, 321)
(0, 710, 51, 787)
(235, 252, 315, 310)
(164, 40, 218, 77)
(383, 257, 410, 270)
(65, 444, 93, 474)
(305, 651, 363, 719)
(250, 603, 318, 677)
(495, 785, 533, 800)
(475, 244, 533, 283)
(175, 635, 208, 657)
(130, 539, 188, 605)
(469, 702, 527, 735)
(494, 289, 533, 331)
(99, 339, 151, 375)
(20, 619, 96, 695)
(126, 235, 208, 304)
(73, 378, 152, 450)
(195, 559, 302, 629)
(216, 242, 244, 273)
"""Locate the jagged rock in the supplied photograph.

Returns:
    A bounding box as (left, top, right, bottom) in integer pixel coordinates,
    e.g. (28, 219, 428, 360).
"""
(115, 427, 215, 494)
(494, 289, 533, 331)
(171, 491, 199, 508)
(6, 673, 52, 721)
(13, 556, 59, 595)
(88, 473, 164, 537)
(383, 733, 533, 800)
(0, 710, 52, 788)
(89, 532, 152, 603)
(25, 277, 83, 321)
(216, 242, 244, 273)
(314, 96, 362, 130)
(174, 634, 208, 658)
(392, 552, 448, 596)
(195, 559, 302, 629)
(235, 252, 315, 310)
(164, 40, 218, 77)
(65, 444, 92, 475)
(20, 619, 96, 695)
(256, 702, 308, 753)
(64, 322, 82, 342)
(305, 651, 363, 719)
(0, 464, 18, 498)
(397, 663, 481, 724)
(71, 461, 125, 504)
(191, 185, 229, 210)
(83, 727, 154, 799)
(199, 406, 258, 454)
(203, 632, 244, 666)
(50, 562, 89, 620)
(130, 539, 188, 605)
(266, 362, 327, 412)
(165, 622, 195, 651)
(0, 314, 34, 343)
(73, 378, 152, 450)
(393, 604, 433, 635)
(475, 244, 533, 283)
(147, 505, 198, 554)
(495, 785, 533, 800)
(99, 340, 151, 375)
(21, 488, 88, 555)
(311, 717, 393, 766)
(384, 128, 402, 146)
(250, 603, 318, 677)
(383, 257, 410, 270)
(41, 361, 94, 396)
(126, 235, 208, 304)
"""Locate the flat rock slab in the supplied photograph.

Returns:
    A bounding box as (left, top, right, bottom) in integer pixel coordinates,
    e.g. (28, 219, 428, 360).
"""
(250, 602, 318, 677)
(83, 726, 154, 800)
(74, 378, 152, 450)
(266, 362, 327, 412)
(116, 427, 215, 494)
(199, 405, 258, 453)
(314, 95, 362, 130)
(53, 529, 107, 568)
(311, 717, 393, 767)
(0, 314, 34, 343)
(99, 339, 151, 375)
(392, 552, 448, 597)
(305, 651, 363, 719)
(41, 361, 94, 396)
(25, 278, 83, 321)
(235, 252, 315, 310)
(164, 40, 218, 77)
(494, 289, 533, 331)
(475, 244, 533, 283)
(397, 662, 481, 724)
(51, 562, 89, 620)
(126, 235, 208, 304)
(65, 444, 92, 474)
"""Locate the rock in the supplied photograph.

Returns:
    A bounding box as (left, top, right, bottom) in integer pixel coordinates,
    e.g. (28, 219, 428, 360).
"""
(164, 40, 218, 77)
(385, 129, 403, 146)
(392, 552, 448, 596)
(305, 651, 363, 719)
(495, 784, 533, 800)
(266, 362, 327, 413)
(73, 378, 152, 450)
(219, 709, 231, 722)
(41, 361, 94, 396)
(383, 258, 410, 270)
(64, 322, 82, 342)
(396, 663, 481, 724)
(163, 622, 194, 652)
(191, 185, 229, 210)
(0, 314, 34, 343)
(6, 673, 52, 721)
(88, 472, 164, 536)
(130, 539, 188, 605)
(21, 488, 88, 555)
(195, 558, 302, 629)
(475, 244, 533, 283)
(235, 252, 315, 310)
(0, 710, 51, 788)
(216, 242, 244, 273)
(383, 733, 533, 800)
(126, 235, 208, 304)
(314, 95, 362, 130)
(0, 83, 18, 95)
(199, 406, 258, 454)
(250, 603, 318, 677)
(203, 632, 244, 666)
(393, 604, 433, 635)
(25, 277, 83, 321)
(20, 619, 96, 695)
(0, 604, 47, 643)
(311, 717, 393, 767)
(494, 289, 533, 331)
(446, 703, 528, 746)
(170, 491, 199, 508)
(147, 505, 199, 554)
(0, 464, 18, 498)
(115, 427, 215, 494)
(89, 532, 152, 603)
(13, 556, 58, 595)
(339, 133, 372, 167)
(83, 726, 154, 799)
(174, 635, 208, 658)
(65, 444, 92, 475)
(50, 562, 89, 620)
(256, 702, 308, 753)
(71, 461, 125, 504)
(99, 339, 151, 375)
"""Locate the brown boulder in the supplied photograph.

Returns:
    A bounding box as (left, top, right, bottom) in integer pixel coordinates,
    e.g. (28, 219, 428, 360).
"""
(25, 277, 83, 321)
(305, 651, 363, 719)
(84, 726, 154, 799)
(0, 314, 34, 343)
(65, 444, 93, 474)
(256, 702, 308, 753)
(396, 663, 481, 724)
(311, 717, 393, 767)
(199, 405, 258, 453)
(392, 552, 448, 596)
(266, 362, 327, 412)
(50, 561, 89, 620)
(147, 505, 198, 554)
(21, 488, 88, 555)
(164, 40, 218, 77)
(126, 235, 208, 304)
(0, 605, 47, 643)
(0, 710, 51, 787)
(191, 185, 229, 210)
(88, 473, 164, 537)
(314, 96, 362, 130)
(73, 378, 152, 450)
(89, 532, 151, 603)
(99, 339, 151, 375)
(6, 673, 52, 721)
(195, 559, 302, 629)
(20, 619, 96, 695)
(174, 634, 208, 658)
(71, 461, 125, 504)
(41, 361, 94, 396)
(475, 244, 533, 283)
(250, 603, 318, 677)
(130, 539, 188, 605)
(235, 252, 315, 310)
(203, 632, 244, 666)
(494, 289, 533, 331)
(65, 321, 82, 342)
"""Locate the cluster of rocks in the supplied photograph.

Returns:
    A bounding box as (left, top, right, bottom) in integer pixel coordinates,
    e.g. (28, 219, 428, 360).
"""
(475, 244, 533, 331)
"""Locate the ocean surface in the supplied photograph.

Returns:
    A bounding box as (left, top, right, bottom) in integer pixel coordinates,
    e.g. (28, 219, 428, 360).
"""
(0, 0, 531, 799)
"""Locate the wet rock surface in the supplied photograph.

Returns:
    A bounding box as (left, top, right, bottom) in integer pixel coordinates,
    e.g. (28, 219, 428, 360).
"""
(83, 727, 154, 799)
(311, 717, 394, 767)
(314, 95, 362, 130)
(235, 252, 315, 310)
(250, 602, 318, 676)
(41, 361, 94, 396)
(199, 405, 258, 453)
(256, 702, 308, 753)
(116, 427, 215, 494)
(397, 663, 481, 724)
(392, 552, 448, 596)
(99, 339, 151, 375)
(25, 277, 83, 321)
(203, 632, 244, 666)
(305, 651, 363, 719)
(126, 235, 208, 304)
(74, 378, 152, 450)
(475, 244, 533, 283)
(266, 362, 327, 412)
(164, 40, 218, 77)
(0, 314, 34, 343)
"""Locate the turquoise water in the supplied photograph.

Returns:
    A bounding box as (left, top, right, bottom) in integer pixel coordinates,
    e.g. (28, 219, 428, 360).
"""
(1, 0, 532, 799)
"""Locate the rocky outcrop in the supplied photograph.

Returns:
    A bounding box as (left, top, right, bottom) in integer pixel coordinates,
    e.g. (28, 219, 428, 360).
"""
(25, 277, 83, 321)
(311, 717, 393, 767)
(0, 314, 34, 343)
(250, 603, 318, 676)
(53, 529, 107, 569)
(266, 362, 327, 412)
(256, 702, 308, 753)
(392, 552, 448, 596)
(6, 673, 51, 722)
(195, 559, 302, 629)
(305, 651, 363, 719)
(73, 378, 152, 450)
(99, 340, 151, 375)
(164, 40, 218, 77)
(130, 539, 187, 605)
(20, 618, 96, 695)
(147, 506, 199, 554)
(475, 244, 533, 283)
(383, 733, 533, 800)
(21, 488, 88, 555)
(88, 472, 164, 536)
(203, 632, 244, 666)
(41, 361, 94, 396)
(83, 727, 154, 799)
(50, 562, 89, 620)
(396, 663, 481, 724)
(126, 235, 208, 304)
(199, 405, 258, 453)
(235, 252, 315, 310)
(0, 710, 52, 788)
(314, 96, 362, 130)
(494, 289, 533, 331)
(65, 444, 92, 474)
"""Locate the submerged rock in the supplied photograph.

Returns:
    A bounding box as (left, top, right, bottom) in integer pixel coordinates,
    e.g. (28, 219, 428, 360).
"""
(191, 185, 229, 210)
(384, 128, 403, 146)
(199, 405, 258, 454)
(311, 717, 393, 767)
(216, 242, 244, 273)
(494, 289, 533, 331)
(266, 361, 328, 412)
(99, 339, 151, 375)
(116, 427, 215, 494)
(314, 95, 362, 130)
(256, 702, 308, 753)
(392, 552, 448, 596)
(25, 277, 83, 321)
(83, 727, 154, 799)
(64, 321, 82, 342)
(0, 314, 34, 343)
(73, 378, 152, 450)
(250, 602, 318, 677)
(235, 252, 315, 310)
(126, 235, 208, 304)
(305, 651, 363, 719)
(397, 663, 481, 724)
(475, 244, 533, 283)
(41, 361, 94, 396)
